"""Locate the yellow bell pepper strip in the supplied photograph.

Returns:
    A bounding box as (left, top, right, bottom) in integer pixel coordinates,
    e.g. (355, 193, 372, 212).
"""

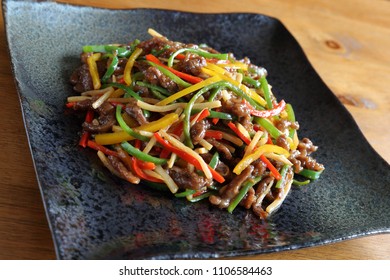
(156, 75, 221, 106)
(87, 53, 102, 90)
(233, 144, 289, 175)
(123, 47, 143, 85)
(94, 112, 179, 145)
(249, 100, 286, 118)
(217, 61, 248, 71)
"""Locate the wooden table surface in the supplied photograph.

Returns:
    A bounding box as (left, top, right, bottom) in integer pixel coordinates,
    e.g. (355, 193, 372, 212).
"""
(0, 0, 389, 260)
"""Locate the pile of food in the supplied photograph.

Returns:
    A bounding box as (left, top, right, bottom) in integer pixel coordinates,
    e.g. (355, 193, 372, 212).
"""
(66, 29, 324, 219)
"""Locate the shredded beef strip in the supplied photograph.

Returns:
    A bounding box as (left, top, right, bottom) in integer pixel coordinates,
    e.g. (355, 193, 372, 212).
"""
(289, 138, 324, 173)
(168, 166, 212, 190)
(124, 98, 149, 126)
(175, 53, 206, 76)
(209, 165, 254, 208)
(190, 119, 210, 145)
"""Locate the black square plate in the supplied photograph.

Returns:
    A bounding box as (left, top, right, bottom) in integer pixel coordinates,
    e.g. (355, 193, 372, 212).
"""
(3, 0, 390, 259)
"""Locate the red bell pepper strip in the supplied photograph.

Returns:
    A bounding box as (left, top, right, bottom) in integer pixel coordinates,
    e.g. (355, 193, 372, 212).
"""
(260, 154, 282, 180)
(130, 157, 164, 183)
(154, 132, 225, 183)
(145, 54, 203, 84)
(175, 53, 186, 60)
(136, 160, 156, 170)
(87, 140, 118, 157)
(159, 148, 172, 159)
(250, 100, 286, 118)
(227, 121, 251, 145)
(79, 110, 94, 148)
(204, 130, 223, 140)
(66, 102, 75, 108)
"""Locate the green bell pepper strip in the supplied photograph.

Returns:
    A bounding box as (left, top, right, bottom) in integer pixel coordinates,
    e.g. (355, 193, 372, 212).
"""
(242, 75, 261, 88)
(209, 152, 219, 169)
(208, 86, 223, 101)
(285, 103, 296, 139)
(227, 176, 263, 213)
(136, 81, 170, 96)
(292, 179, 311, 186)
(175, 189, 196, 198)
(130, 39, 140, 51)
(275, 164, 290, 189)
(120, 141, 167, 165)
(183, 81, 226, 148)
(107, 83, 139, 99)
(150, 89, 168, 100)
(260, 76, 273, 109)
(130, 72, 144, 87)
(298, 168, 323, 180)
(151, 44, 170, 57)
(115, 106, 150, 142)
(83, 45, 131, 57)
(191, 109, 233, 121)
(210, 80, 265, 110)
(108, 83, 150, 118)
(168, 48, 229, 67)
(101, 54, 119, 83)
(147, 61, 192, 88)
(188, 191, 215, 203)
(223, 81, 264, 110)
(254, 117, 282, 139)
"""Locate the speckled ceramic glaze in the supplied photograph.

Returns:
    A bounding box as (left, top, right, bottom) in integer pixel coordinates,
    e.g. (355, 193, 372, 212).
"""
(3, 0, 390, 259)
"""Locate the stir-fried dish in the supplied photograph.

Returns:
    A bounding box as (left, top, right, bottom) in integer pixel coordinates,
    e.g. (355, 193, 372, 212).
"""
(66, 29, 324, 219)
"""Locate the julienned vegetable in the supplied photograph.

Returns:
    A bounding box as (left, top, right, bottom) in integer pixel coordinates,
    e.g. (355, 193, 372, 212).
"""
(67, 29, 325, 219)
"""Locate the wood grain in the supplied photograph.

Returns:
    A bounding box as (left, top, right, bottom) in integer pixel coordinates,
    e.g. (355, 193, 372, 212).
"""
(0, 0, 389, 260)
